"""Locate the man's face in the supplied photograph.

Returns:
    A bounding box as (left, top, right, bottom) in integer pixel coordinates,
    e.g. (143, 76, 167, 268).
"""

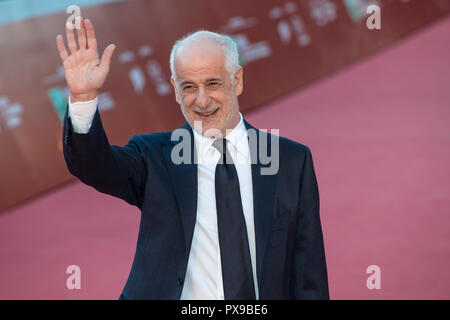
(170, 40, 243, 137)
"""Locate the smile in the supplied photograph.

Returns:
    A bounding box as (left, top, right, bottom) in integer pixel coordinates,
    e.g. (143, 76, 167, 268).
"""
(195, 108, 219, 117)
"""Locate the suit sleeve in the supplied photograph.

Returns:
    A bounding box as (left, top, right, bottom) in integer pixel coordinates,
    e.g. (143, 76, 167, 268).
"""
(292, 147, 329, 299)
(62, 106, 147, 209)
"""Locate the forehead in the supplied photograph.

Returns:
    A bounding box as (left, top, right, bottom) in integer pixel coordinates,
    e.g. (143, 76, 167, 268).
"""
(174, 39, 227, 82)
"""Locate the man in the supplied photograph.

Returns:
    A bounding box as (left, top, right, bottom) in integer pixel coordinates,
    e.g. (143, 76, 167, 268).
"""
(56, 17, 329, 300)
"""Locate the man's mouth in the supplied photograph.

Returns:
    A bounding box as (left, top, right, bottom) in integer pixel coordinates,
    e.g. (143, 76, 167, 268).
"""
(195, 108, 219, 117)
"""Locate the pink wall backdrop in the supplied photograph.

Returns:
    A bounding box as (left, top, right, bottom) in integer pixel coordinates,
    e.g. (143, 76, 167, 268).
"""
(0, 16, 449, 300)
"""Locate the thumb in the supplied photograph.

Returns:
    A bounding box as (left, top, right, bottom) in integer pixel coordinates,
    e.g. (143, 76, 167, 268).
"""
(100, 44, 116, 70)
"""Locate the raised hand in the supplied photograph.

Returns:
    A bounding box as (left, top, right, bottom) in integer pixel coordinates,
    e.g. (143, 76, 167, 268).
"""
(56, 17, 116, 102)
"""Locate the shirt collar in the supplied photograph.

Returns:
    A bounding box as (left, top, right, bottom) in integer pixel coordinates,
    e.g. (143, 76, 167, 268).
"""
(193, 112, 249, 160)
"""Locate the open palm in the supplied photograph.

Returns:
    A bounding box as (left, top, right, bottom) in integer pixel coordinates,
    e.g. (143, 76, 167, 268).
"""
(56, 18, 115, 102)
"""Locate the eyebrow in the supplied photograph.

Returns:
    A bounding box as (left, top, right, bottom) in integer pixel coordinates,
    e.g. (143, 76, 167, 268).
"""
(179, 78, 223, 87)
(179, 80, 195, 87)
(206, 78, 223, 82)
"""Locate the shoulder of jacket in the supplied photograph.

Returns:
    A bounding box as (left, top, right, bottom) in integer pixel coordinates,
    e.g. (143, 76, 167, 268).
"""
(127, 131, 173, 153)
(276, 134, 310, 155)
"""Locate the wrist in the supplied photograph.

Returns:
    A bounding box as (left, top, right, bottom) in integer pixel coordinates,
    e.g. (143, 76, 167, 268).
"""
(70, 91, 98, 103)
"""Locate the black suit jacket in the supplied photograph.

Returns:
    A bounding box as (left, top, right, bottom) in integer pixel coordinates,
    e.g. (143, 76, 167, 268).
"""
(62, 107, 329, 300)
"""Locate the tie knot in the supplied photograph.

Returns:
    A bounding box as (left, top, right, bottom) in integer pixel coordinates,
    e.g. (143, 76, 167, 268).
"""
(212, 138, 229, 164)
(212, 138, 226, 154)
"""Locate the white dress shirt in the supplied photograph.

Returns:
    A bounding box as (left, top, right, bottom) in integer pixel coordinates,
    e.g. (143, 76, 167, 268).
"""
(67, 96, 98, 134)
(68, 98, 259, 299)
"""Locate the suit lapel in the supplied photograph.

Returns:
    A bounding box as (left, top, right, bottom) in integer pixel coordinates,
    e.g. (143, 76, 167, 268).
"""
(162, 122, 198, 257)
(244, 120, 277, 290)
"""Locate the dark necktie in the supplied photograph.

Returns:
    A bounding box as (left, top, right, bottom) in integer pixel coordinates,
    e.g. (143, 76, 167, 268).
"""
(213, 138, 256, 300)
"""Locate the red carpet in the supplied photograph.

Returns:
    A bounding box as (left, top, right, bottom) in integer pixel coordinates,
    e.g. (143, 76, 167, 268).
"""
(1, 16, 449, 299)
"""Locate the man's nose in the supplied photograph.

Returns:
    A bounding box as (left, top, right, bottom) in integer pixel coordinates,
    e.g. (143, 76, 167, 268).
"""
(195, 86, 211, 109)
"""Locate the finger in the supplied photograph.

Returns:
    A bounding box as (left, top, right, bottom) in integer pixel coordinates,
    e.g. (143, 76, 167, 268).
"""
(100, 44, 116, 70)
(65, 22, 78, 54)
(56, 34, 69, 61)
(76, 17, 87, 50)
(84, 19, 97, 51)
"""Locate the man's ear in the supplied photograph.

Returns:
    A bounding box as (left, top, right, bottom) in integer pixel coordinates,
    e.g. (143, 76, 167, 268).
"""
(234, 66, 243, 96)
(170, 77, 181, 104)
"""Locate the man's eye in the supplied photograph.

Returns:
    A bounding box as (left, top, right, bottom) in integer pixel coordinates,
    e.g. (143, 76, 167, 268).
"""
(208, 82, 220, 87)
